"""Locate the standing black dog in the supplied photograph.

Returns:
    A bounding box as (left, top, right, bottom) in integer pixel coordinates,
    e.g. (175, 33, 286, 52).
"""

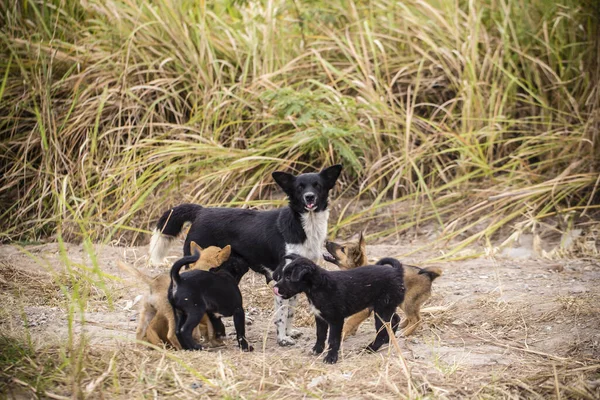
(150, 165, 343, 346)
(168, 250, 253, 351)
(273, 255, 405, 364)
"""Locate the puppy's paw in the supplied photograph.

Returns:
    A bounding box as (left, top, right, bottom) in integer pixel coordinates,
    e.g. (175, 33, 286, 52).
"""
(323, 351, 338, 364)
(277, 336, 296, 346)
(311, 344, 325, 355)
(364, 343, 380, 353)
(287, 329, 303, 339)
(242, 345, 254, 352)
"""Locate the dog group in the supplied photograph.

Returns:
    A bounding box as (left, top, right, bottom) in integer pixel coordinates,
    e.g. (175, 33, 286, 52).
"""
(120, 164, 441, 364)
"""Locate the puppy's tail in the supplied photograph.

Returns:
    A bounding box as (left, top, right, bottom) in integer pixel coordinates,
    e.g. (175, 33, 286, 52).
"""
(149, 204, 203, 265)
(170, 250, 201, 289)
(117, 261, 154, 287)
(376, 257, 403, 269)
(419, 267, 442, 281)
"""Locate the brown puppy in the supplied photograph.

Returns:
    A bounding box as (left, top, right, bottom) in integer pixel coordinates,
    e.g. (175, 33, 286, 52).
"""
(324, 233, 441, 337)
(118, 242, 231, 349)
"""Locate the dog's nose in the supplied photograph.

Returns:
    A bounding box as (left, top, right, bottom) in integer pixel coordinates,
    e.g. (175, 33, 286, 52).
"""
(304, 193, 316, 203)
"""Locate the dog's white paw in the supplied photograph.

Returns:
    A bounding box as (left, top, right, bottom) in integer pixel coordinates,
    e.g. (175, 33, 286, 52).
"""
(287, 329, 302, 339)
(277, 336, 296, 346)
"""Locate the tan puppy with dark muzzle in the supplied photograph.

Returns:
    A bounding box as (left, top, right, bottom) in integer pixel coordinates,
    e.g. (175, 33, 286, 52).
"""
(118, 242, 231, 349)
(323, 233, 441, 337)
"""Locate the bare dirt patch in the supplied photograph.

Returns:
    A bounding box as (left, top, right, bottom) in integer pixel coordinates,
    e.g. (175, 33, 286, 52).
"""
(1, 238, 599, 399)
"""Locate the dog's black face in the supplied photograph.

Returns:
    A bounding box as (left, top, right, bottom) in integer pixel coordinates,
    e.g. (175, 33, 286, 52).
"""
(272, 165, 342, 214)
(273, 255, 316, 299)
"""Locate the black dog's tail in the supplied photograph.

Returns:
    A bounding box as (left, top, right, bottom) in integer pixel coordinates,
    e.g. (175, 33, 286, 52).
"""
(149, 204, 202, 265)
(170, 250, 201, 290)
(376, 257, 403, 269)
(419, 267, 442, 281)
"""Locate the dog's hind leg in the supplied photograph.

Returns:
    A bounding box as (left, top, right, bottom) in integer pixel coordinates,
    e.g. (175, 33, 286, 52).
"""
(274, 296, 296, 346)
(285, 295, 302, 339)
(175, 308, 204, 350)
(207, 313, 226, 339)
(342, 308, 372, 339)
(233, 308, 253, 352)
(200, 315, 224, 347)
(400, 294, 427, 336)
(136, 302, 156, 343)
(165, 309, 182, 350)
(145, 315, 167, 347)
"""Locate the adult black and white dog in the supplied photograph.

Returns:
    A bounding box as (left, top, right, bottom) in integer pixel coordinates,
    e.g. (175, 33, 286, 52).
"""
(149, 164, 342, 346)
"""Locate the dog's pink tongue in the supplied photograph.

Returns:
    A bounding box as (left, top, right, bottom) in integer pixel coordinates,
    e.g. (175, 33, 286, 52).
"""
(273, 286, 281, 296)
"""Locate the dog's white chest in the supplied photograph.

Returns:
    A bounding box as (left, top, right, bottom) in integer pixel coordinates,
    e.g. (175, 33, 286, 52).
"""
(286, 210, 329, 262)
(308, 300, 323, 319)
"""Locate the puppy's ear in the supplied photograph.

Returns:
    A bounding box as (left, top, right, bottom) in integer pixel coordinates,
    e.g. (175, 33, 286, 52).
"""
(291, 263, 314, 282)
(358, 231, 366, 253)
(319, 164, 343, 189)
(190, 241, 202, 257)
(218, 245, 232, 264)
(190, 241, 203, 254)
(272, 171, 296, 194)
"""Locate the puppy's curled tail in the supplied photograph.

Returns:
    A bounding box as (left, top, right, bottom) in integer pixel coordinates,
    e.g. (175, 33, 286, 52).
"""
(170, 250, 201, 289)
(376, 257, 403, 269)
(149, 204, 203, 265)
(117, 261, 154, 287)
(419, 267, 442, 281)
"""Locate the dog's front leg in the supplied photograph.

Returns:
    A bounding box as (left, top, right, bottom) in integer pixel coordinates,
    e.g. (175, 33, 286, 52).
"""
(274, 296, 296, 346)
(285, 295, 302, 339)
(232, 308, 253, 352)
(323, 320, 344, 364)
(312, 317, 328, 355)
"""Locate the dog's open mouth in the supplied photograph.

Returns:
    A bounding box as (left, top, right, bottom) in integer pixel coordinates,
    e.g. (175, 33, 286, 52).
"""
(323, 252, 338, 265)
(304, 203, 317, 211)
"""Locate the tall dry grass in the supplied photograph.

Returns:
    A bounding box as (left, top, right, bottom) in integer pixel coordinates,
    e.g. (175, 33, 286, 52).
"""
(1, 0, 598, 250)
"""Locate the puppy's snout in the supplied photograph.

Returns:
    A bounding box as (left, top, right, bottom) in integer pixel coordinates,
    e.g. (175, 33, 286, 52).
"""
(304, 192, 316, 205)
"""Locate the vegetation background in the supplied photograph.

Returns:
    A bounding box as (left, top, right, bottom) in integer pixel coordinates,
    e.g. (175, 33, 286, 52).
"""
(0, 0, 599, 398)
(1, 0, 598, 253)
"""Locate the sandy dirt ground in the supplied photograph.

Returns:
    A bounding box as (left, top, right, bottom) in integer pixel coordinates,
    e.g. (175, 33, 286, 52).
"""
(1, 236, 599, 399)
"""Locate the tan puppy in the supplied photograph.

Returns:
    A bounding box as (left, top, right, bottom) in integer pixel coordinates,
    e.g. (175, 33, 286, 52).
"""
(324, 233, 441, 337)
(118, 242, 231, 349)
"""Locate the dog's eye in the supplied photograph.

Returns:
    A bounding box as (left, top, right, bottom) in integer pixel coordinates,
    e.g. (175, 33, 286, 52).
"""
(341, 247, 346, 254)
(313, 182, 320, 189)
(298, 183, 305, 190)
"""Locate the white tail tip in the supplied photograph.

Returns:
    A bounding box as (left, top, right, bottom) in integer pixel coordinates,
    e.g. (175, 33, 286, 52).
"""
(148, 228, 174, 266)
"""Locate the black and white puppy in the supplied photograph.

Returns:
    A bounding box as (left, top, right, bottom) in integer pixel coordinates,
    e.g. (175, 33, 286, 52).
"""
(273, 255, 405, 364)
(168, 250, 253, 351)
(150, 165, 343, 346)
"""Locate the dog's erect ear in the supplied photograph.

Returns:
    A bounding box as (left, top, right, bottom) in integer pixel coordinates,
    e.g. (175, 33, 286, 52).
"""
(218, 245, 232, 264)
(272, 171, 296, 194)
(358, 231, 366, 253)
(190, 241, 203, 254)
(291, 263, 314, 282)
(319, 164, 343, 189)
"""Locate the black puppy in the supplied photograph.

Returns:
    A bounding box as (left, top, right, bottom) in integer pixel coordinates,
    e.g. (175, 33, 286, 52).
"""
(273, 255, 405, 364)
(168, 251, 253, 352)
(150, 165, 343, 346)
